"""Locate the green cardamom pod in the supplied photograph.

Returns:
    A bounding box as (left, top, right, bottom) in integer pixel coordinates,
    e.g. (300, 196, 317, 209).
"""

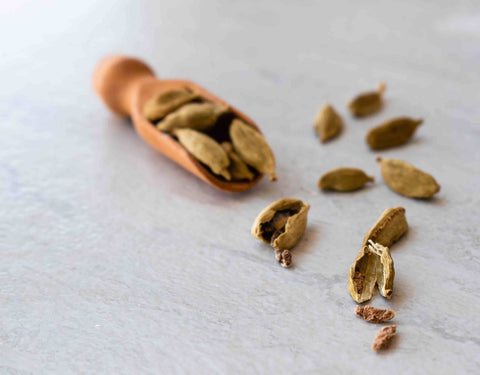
(158, 102, 228, 133)
(377, 157, 440, 198)
(348, 83, 386, 117)
(229, 119, 277, 181)
(221, 142, 255, 181)
(348, 240, 395, 303)
(362, 207, 408, 248)
(174, 128, 231, 180)
(251, 198, 310, 250)
(313, 104, 343, 142)
(366, 117, 423, 150)
(143, 89, 199, 121)
(318, 167, 374, 191)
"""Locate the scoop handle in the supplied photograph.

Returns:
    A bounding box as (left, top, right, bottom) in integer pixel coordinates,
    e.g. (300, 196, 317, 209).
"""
(93, 55, 156, 116)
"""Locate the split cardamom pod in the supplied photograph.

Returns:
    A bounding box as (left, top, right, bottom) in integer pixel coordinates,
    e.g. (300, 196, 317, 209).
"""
(251, 198, 310, 250)
(143, 89, 199, 121)
(221, 142, 255, 181)
(377, 157, 440, 198)
(318, 167, 374, 191)
(348, 240, 394, 303)
(313, 104, 343, 142)
(174, 128, 231, 180)
(158, 102, 228, 133)
(362, 207, 408, 248)
(230, 119, 277, 181)
(366, 117, 423, 150)
(348, 83, 386, 117)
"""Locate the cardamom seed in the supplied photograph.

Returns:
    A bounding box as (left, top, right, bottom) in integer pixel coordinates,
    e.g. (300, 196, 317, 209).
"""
(318, 167, 374, 191)
(251, 198, 310, 250)
(362, 207, 408, 248)
(348, 240, 394, 303)
(158, 102, 228, 133)
(229, 119, 277, 181)
(348, 83, 386, 117)
(366, 117, 423, 150)
(221, 142, 255, 181)
(377, 157, 440, 198)
(275, 249, 292, 268)
(143, 89, 199, 121)
(174, 128, 231, 180)
(355, 305, 396, 323)
(313, 104, 343, 142)
(372, 325, 396, 352)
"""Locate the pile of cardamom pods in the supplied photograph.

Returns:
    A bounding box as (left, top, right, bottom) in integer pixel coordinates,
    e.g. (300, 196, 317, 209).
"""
(144, 89, 277, 181)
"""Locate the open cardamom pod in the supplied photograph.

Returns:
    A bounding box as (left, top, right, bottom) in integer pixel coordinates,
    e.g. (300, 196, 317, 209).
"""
(377, 157, 440, 198)
(366, 117, 423, 150)
(251, 198, 310, 250)
(318, 167, 374, 191)
(313, 104, 343, 142)
(174, 128, 231, 180)
(348, 83, 386, 117)
(230, 119, 277, 181)
(158, 102, 228, 133)
(143, 89, 199, 121)
(348, 240, 395, 303)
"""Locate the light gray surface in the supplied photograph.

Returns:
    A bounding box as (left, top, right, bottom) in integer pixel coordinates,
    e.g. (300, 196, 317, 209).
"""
(1, 0, 479, 373)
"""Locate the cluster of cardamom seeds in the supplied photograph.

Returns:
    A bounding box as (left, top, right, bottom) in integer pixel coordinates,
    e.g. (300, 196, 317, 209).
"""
(314, 83, 440, 199)
(144, 89, 277, 182)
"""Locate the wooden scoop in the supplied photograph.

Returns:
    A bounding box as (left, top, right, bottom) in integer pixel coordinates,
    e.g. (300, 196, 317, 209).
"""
(93, 55, 263, 193)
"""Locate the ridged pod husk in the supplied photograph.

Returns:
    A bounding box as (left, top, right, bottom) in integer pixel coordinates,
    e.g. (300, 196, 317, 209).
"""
(158, 102, 228, 133)
(221, 142, 254, 181)
(348, 83, 386, 117)
(313, 104, 343, 142)
(348, 241, 395, 303)
(366, 117, 423, 150)
(174, 128, 231, 180)
(230, 119, 277, 181)
(362, 207, 408, 248)
(377, 157, 440, 198)
(318, 167, 374, 191)
(143, 89, 199, 121)
(251, 198, 310, 250)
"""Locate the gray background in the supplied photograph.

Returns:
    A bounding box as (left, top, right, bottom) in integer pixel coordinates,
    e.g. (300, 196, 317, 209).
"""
(1, 0, 479, 373)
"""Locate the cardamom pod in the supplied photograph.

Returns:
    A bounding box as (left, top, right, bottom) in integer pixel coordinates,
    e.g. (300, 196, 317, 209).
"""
(348, 240, 394, 303)
(348, 83, 386, 117)
(366, 117, 423, 150)
(143, 89, 199, 121)
(158, 102, 228, 133)
(362, 207, 408, 248)
(174, 128, 231, 180)
(377, 157, 440, 198)
(313, 104, 343, 142)
(230, 119, 277, 181)
(318, 167, 374, 191)
(251, 198, 310, 250)
(221, 142, 255, 181)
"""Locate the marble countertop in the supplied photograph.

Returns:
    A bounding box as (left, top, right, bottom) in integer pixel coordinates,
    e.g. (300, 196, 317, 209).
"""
(1, 0, 479, 373)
